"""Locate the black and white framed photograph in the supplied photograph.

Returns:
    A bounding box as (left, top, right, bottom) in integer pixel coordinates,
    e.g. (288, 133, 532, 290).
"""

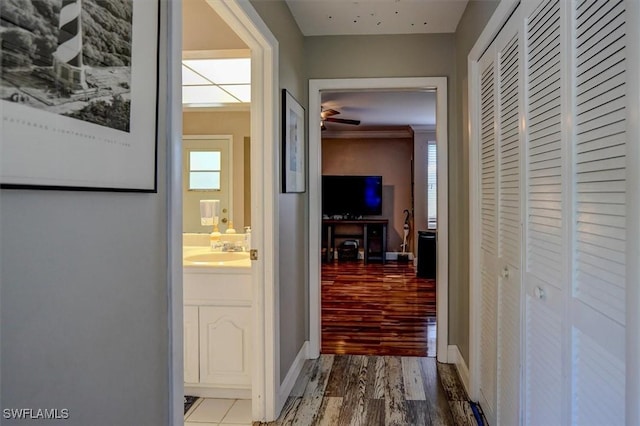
(282, 89, 305, 193)
(0, 0, 159, 191)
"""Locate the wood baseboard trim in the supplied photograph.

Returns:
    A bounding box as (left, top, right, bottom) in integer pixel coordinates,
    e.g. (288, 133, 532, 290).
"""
(447, 345, 470, 396)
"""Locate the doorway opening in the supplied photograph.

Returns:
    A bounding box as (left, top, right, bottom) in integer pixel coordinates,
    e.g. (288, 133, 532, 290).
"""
(308, 78, 449, 363)
(168, 0, 279, 423)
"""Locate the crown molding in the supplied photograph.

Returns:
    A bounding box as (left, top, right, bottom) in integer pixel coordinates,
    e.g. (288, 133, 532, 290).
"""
(321, 125, 414, 139)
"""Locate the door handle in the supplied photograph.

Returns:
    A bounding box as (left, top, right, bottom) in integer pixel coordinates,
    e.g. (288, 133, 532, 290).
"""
(501, 267, 510, 279)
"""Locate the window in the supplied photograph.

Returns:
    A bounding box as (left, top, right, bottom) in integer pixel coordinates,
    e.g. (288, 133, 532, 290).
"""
(189, 150, 221, 190)
(427, 142, 437, 229)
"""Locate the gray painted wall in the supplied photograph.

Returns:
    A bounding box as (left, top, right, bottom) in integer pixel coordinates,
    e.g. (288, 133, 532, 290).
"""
(250, 0, 309, 384)
(453, 0, 500, 364)
(0, 4, 170, 424)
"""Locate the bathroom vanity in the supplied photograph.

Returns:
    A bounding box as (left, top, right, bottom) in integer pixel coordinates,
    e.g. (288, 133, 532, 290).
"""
(183, 245, 252, 399)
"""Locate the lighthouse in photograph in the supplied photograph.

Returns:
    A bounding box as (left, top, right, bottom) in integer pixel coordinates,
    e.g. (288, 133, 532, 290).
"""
(53, 0, 88, 91)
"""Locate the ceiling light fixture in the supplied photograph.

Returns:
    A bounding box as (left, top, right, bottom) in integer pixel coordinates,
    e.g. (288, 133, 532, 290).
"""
(182, 57, 251, 107)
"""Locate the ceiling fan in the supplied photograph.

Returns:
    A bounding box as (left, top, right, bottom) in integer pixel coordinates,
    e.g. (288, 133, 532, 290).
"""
(321, 107, 361, 130)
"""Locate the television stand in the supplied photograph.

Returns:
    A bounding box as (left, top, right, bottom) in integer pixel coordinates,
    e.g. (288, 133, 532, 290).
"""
(322, 219, 388, 264)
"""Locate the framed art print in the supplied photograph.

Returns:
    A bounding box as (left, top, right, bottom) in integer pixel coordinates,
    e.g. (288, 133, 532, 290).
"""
(282, 89, 305, 193)
(0, 0, 159, 192)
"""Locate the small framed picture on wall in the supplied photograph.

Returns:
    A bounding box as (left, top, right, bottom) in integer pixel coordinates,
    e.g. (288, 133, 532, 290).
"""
(282, 89, 305, 193)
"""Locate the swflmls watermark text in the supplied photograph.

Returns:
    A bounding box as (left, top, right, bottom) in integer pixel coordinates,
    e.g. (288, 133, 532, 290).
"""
(3, 408, 69, 420)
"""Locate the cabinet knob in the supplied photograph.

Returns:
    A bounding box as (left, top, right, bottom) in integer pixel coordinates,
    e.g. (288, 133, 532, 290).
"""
(534, 286, 545, 300)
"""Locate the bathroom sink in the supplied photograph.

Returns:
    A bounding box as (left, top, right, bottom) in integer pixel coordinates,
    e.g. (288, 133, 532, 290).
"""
(184, 251, 249, 263)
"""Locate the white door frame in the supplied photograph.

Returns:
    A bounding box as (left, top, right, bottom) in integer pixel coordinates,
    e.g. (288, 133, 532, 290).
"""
(308, 77, 450, 363)
(168, 0, 279, 423)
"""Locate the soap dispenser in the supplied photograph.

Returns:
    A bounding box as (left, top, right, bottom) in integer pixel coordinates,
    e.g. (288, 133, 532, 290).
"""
(210, 218, 222, 251)
(225, 220, 236, 234)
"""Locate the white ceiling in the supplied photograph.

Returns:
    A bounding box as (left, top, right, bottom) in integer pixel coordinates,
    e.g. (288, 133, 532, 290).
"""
(285, 0, 468, 36)
(184, 0, 459, 125)
(321, 90, 436, 130)
(286, 0, 459, 131)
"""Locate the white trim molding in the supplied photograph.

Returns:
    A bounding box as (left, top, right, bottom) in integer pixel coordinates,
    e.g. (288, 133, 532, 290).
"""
(167, 1, 184, 424)
(448, 345, 470, 396)
(627, 0, 640, 424)
(308, 77, 449, 364)
(277, 341, 309, 414)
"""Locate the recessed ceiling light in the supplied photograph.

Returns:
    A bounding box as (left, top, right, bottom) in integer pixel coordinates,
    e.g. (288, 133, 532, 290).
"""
(181, 57, 251, 107)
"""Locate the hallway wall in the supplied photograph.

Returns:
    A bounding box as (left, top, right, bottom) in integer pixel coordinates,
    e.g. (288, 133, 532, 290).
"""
(453, 0, 500, 364)
(250, 0, 309, 384)
(0, 4, 171, 425)
(305, 2, 499, 368)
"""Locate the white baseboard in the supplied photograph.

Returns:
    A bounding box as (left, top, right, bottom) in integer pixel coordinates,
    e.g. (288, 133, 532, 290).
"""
(277, 341, 309, 415)
(447, 345, 470, 396)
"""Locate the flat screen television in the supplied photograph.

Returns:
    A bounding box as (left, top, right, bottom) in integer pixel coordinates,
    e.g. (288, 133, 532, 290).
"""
(322, 175, 383, 217)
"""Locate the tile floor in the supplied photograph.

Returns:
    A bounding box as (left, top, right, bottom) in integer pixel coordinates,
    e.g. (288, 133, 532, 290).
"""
(184, 398, 252, 426)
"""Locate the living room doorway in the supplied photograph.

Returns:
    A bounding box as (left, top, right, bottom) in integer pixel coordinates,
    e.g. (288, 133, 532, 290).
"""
(309, 78, 448, 362)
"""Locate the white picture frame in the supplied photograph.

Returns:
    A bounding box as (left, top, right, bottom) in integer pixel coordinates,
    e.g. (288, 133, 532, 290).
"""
(0, 0, 159, 192)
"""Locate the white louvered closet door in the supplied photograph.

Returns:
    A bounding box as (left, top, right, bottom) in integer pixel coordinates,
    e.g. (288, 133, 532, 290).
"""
(473, 0, 636, 424)
(478, 45, 498, 426)
(571, 0, 627, 423)
(495, 19, 522, 426)
(523, 0, 566, 424)
(477, 11, 523, 425)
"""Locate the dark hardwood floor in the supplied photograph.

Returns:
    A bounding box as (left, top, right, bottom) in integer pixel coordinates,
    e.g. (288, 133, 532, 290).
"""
(256, 355, 477, 426)
(321, 260, 436, 356)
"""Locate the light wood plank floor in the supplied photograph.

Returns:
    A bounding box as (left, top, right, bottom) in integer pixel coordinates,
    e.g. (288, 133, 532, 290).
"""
(322, 261, 436, 356)
(257, 354, 477, 426)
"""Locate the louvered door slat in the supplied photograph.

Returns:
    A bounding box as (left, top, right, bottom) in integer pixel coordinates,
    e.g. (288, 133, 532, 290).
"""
(573, 328, 625, 425)
(481, 62, 497, 257)
(525, 296, 563, 425)
(497, 29, 521, 426)
(524, 0, 565, 423)
(572, 0, 626, 422)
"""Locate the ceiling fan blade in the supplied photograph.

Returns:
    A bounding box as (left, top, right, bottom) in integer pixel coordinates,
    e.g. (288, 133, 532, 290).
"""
(325, 117, 361, 125)
(321, 108, 340, 119)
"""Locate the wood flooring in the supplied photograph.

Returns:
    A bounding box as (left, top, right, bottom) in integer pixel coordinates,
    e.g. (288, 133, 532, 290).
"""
(256, 354, 477, 426)
(321, 261, 436, 356)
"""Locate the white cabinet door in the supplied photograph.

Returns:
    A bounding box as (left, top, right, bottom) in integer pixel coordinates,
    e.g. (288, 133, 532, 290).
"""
(184, 305, 200, 384)
(199, 306, 251, 387)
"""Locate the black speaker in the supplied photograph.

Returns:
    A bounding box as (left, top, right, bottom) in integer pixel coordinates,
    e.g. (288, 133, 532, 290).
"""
(417, 230, 436, 278)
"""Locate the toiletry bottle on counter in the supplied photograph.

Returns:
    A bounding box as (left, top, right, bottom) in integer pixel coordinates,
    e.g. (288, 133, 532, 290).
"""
(210, 224, 222, 251)
(243, 227, 251, 252)
(226, 220, 236, 234)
